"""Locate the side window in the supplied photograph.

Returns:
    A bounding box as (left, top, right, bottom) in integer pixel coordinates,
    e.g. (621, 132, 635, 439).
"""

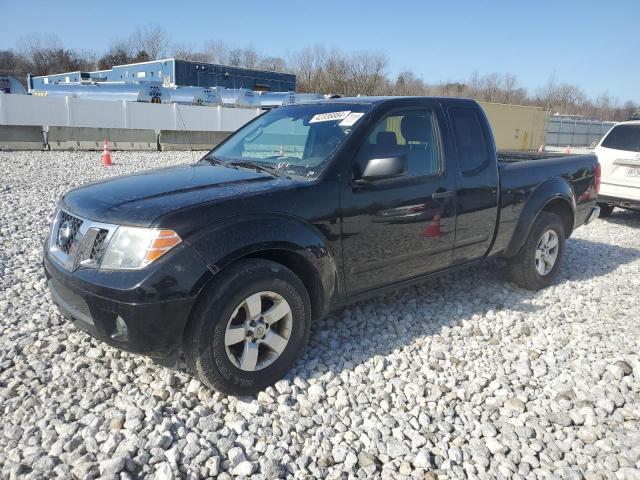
(355, 109, 442, 178)
(448, 107, 489, 175)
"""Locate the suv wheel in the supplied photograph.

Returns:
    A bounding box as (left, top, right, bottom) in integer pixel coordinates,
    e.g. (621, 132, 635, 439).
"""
(184, 259, 311, 395)
(597, 203, 614, 218)
(508, 211, 566, 290)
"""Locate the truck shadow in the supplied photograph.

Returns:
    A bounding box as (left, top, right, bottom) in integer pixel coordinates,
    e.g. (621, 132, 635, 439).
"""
(559, 237, 640, 282)
(290, 237, 639, 382)
(599, 209, 640, 228)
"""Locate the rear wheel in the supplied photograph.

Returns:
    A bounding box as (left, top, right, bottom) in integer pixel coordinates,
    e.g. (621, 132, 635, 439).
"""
(507, 212, 566, 290)
(184, 259, 311, 395)
(597, 203, 614, 218)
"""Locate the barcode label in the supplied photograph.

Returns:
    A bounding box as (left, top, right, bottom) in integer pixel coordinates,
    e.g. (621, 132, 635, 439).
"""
(310, 111, 351, 123)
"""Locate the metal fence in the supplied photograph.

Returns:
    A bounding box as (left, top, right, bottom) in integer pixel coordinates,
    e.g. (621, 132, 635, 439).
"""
(546, 117, 616, 148)
(0, 93, 261, 132)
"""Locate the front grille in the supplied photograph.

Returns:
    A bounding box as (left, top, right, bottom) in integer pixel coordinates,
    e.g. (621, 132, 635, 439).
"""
(49, 210, 116, 271)
(57, 211, 83, 253)
(90, 229, 108, 261)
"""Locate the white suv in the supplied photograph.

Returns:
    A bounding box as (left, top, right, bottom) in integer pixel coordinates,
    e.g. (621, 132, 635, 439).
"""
(594, 120, 640, 217)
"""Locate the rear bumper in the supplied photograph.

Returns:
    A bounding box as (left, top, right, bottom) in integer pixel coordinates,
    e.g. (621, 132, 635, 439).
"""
(597, 194, 640, 211)
(43, 243, 211, 359)
(600, 182, 640, 202)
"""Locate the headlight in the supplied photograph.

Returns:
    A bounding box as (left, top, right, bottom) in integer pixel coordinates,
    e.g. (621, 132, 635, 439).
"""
(101, 227, 182, 270)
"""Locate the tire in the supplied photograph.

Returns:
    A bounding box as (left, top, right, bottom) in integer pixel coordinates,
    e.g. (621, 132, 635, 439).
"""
(597, 203, 614, 218)
(184, 259, 311, 396)
(507, 211, 566, 291)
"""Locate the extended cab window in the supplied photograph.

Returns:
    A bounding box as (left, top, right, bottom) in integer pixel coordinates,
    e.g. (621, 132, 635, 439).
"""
(601, 125, 640, 153)
(449, 107, 489, 175)
(355, 110, 442, 178)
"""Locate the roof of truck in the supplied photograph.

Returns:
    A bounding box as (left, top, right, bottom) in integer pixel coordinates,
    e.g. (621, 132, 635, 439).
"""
(318, 95, 478, 104)
(288, 96, 479, 108)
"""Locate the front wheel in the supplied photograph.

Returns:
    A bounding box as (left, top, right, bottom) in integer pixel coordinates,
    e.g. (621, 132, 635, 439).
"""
(184, 259, 311, 396)
(507, 212, 566, 290)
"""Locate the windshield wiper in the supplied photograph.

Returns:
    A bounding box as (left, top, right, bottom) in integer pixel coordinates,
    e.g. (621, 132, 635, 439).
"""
(201, 155, 225, 166)
(227, 160, 285, 177)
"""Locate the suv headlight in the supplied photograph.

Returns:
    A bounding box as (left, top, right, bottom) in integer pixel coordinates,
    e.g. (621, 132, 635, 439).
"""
(101, 227, 182, 270)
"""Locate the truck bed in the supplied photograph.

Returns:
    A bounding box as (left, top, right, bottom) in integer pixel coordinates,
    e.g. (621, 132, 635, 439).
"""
(498, 152, 598, 194)
(490, 151, 599, 256)
(497, 151, 583, 163)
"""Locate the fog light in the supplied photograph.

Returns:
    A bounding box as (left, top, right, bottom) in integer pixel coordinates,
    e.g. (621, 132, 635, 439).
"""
(111, 315, 129, 341)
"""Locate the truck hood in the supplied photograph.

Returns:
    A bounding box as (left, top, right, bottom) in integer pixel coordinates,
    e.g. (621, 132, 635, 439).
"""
(60, 162, 298, 226)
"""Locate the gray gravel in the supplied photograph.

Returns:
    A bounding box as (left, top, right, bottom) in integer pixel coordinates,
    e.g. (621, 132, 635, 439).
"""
(1, 151, 640, 479)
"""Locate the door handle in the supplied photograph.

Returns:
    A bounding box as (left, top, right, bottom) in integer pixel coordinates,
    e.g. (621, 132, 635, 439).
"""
(432, 190, 454, 199)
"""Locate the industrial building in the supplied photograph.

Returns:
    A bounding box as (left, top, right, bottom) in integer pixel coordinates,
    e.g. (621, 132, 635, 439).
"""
(0, 74, 27, 94)
(28, 58, 296, 92)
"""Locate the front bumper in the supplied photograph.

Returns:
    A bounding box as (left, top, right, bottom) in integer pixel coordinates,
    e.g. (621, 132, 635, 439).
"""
(43, 242, 212, 359)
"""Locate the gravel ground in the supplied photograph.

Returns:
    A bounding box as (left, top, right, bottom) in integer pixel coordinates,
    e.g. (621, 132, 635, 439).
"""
(1, 151, 640, 480)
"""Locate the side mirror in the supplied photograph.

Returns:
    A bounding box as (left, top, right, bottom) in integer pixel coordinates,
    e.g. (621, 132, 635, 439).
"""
(358, 155, 406, 182)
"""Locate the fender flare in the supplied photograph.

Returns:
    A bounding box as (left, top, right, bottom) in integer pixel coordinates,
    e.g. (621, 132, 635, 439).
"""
(186, 213, 339, 319)
(503, 177, 576, 258)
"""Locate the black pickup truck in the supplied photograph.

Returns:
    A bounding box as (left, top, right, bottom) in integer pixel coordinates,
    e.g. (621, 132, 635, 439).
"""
(44, 97, 600, 394)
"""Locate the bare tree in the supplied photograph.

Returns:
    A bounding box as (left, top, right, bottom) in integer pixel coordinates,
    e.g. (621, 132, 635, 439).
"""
(13, 34, 96, 76)
(621, 100, 638, 121)
(431, 82, 468, 97)
(502, 73, 519, 104)
(129, 24, 169, 60)
(240, 48, 259, 69)
(226, 48, 243, 67)
(203, 39, 231, 64)
(393, 71, 427, 96)
(172, 42, 208, 62)
(16, 34, 61, 75)
(289, 46, 388, 95)
(0, 50, 20, 74)
(536, 73, 560, 111)
(594, 92, 615, 121)
(289, 45, 327, 93)
(98, 40, 149, 70)
(259, 56, 287, 72)
(347, 51, 388, 95)
(323, 49, 350, 94)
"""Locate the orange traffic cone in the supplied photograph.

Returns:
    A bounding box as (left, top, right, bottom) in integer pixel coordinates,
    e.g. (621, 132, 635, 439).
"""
(102, 139, 113, 166)
(423, 211, 441, 238)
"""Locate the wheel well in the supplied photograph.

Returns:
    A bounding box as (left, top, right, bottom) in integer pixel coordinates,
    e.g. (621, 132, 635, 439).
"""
(542, 198, 574, 237)
(244, 249, 324, 321)
(183, 249, 325, 348)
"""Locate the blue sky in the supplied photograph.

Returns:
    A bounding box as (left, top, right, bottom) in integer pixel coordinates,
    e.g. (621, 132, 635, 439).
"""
(1, 0, 638, 102)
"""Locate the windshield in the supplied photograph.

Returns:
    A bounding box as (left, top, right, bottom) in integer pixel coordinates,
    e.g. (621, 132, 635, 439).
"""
(601, 124, 640, 153)
(207, 103, 371, 178)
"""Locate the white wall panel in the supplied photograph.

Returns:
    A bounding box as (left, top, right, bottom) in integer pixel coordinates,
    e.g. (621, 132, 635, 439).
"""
(0, 93, 259, 133)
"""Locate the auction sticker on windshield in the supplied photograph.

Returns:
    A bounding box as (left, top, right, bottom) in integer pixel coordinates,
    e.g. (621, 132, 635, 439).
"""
(339, 112, 365, 127)
(310, 111, 351, 123)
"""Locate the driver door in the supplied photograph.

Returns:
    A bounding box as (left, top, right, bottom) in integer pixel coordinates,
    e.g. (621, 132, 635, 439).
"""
(340, 106, 457, 295)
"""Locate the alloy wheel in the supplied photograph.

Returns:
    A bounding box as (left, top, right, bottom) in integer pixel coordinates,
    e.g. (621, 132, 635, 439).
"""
(535, 229, 559, 275)
(223, 291, 293, 371)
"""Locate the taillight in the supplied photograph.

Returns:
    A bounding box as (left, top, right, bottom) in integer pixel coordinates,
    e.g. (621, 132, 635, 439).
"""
(594, 162, 601, 195)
